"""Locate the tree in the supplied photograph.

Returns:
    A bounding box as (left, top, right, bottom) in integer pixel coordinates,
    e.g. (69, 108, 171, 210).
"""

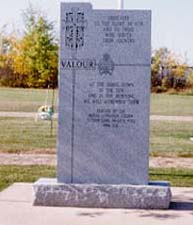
(13, 5, 58, 88)
(0, 31, 18, 87)
(151, 47, 188, 92)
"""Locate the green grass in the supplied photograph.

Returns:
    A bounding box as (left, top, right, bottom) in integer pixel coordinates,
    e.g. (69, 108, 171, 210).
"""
(1, 88, 193, 116)
(0, 165, 56, 191)
(0, 166, 193, 191)
(150, 168, 193, 187)
(0, 117, 57, 153)
(1, 88, 193, 156)
(1, 117, 193, 156)
(151, 93, 193, 116)
(0, 87, 58, 112)
(150, 121, 193, 157)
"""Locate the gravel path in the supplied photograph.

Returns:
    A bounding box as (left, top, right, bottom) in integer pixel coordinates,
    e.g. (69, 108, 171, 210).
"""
(0, 153, 193, 168)
(0, 154, 56, 166)
(150, 157, 193, 169)
(1, 111, 193, 122)
(0, 112, 58, 119)
(151, 115, 193, 122)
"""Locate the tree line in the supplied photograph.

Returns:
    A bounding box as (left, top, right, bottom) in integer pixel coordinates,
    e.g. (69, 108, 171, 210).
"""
(151, 48, 193, 93)
(0, 6, 58, 88)
(0, 6, 192, 91)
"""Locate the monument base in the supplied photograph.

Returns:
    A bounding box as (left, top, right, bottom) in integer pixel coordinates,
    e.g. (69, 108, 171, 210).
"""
(33, 178, 171, 209)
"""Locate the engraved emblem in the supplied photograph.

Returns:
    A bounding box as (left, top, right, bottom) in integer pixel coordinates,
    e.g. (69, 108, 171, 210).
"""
(98, 53, 115, 75)
(64, 8, 87, 50)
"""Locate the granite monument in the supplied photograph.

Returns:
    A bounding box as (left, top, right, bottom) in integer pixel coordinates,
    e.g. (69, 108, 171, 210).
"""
(33, 2, 171, 209)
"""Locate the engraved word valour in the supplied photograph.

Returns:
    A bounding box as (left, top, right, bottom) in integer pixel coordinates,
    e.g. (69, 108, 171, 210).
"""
(61, 59, 96, 70)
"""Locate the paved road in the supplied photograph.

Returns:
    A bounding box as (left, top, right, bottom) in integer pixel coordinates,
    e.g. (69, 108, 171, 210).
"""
(1, 111, 193, 121)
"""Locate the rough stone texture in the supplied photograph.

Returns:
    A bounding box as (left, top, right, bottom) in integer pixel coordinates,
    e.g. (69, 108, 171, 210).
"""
(33, 179, 171, 209)
(58, 2, 151, 185)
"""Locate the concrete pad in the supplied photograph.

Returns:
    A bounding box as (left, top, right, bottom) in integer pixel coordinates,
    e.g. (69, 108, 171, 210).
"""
(0, 183, 193, 225)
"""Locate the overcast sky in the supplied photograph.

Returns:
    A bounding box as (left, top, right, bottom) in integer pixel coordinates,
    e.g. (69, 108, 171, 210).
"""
(0, 0, 193, 65)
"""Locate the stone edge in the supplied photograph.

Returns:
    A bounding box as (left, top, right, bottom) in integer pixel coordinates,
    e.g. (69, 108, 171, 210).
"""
(33, 178, 172, 209)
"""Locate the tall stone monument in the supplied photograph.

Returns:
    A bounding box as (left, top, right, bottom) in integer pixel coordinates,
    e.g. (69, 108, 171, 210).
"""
(33, 2, 171, 209)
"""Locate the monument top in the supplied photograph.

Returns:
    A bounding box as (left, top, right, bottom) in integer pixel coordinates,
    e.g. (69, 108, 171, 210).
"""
(58, 2, 151, 185)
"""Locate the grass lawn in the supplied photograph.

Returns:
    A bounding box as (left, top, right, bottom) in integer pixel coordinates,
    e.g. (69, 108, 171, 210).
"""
(1, 87, 193, 116)
(150, 167, 193, 187)
(0, 165, 56, 191)
(150, 120, 193, 157)
(0, 88, 193, 157)
(0, 117, 57, 153)
(151, 93, 193, 116)
(0, 87, 58, 112)
(0, 117, 193, 157)
(0, 165, 193, 191)
(0, 89, 193, 191)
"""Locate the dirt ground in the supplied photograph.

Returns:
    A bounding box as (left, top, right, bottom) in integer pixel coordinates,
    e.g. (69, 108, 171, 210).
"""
(0, 153, 192, 169)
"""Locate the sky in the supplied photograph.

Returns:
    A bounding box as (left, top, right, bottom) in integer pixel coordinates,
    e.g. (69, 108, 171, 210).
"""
(0, 0, 193, 65)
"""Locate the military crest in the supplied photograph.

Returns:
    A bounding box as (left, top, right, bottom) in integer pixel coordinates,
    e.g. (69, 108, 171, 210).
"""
(64, 8, 87, 50)
(98, 53, 115, 75)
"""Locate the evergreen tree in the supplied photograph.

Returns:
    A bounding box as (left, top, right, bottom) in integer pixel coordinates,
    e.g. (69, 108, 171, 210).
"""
(14, 5, 58, 88)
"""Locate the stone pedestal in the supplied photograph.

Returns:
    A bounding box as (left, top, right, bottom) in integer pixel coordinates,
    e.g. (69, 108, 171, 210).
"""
(33, 179, 171, 209)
